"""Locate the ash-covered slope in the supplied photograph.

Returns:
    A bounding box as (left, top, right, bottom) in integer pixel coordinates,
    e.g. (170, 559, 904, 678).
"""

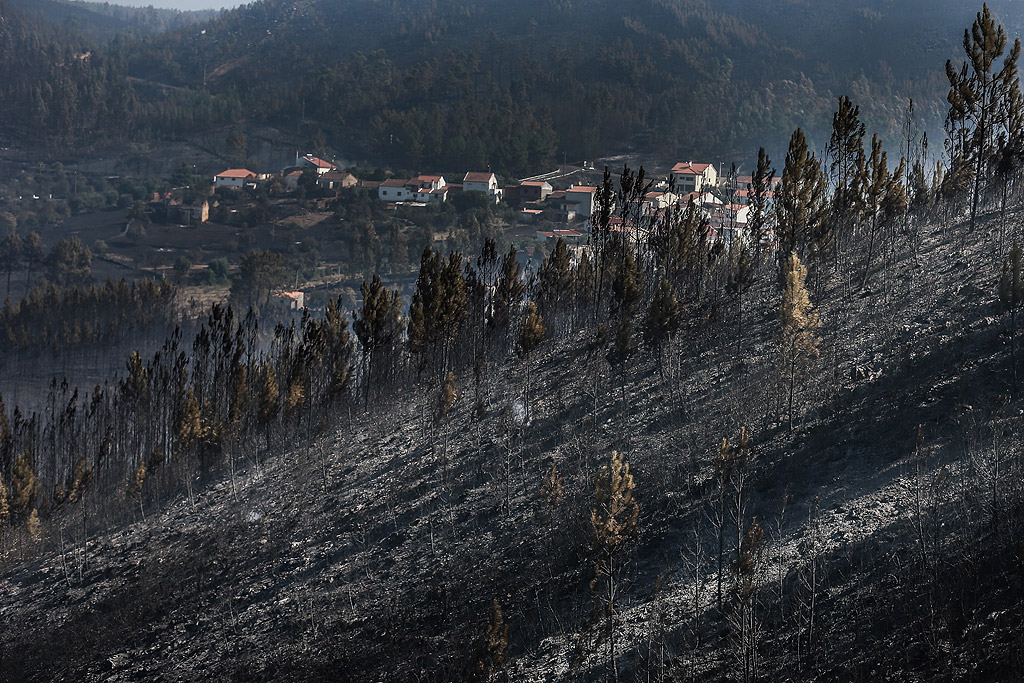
(2, 200, 1024, 681)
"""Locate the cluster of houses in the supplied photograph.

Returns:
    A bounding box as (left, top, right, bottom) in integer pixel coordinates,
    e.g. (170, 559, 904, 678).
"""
(212, 155, 508, 205)
(208, 154, 780, 247)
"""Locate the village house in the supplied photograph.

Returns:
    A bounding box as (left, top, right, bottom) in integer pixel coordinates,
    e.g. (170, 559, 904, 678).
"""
(734, 174, 782, 189)
(733, 174, 782, 204)
(535, 228, 585, 243)
(284, 169, 304, 190)
(410, 175, 447, 202)
(519, 180, 553, 202)
(413, 174, 446, 191)
(463, 172, 502, 202)
(671, 161, 718, 194)
(317, 171, 358, 191)
(418, 187, 449, 203)
(678, 190, 701, 206)
(275, 291, 305, 310)
(642, 189, 678, 215)
(378, 178, 415, 202)
(176, 200, 209, 225)
(297, 154, 337, 176)
(377, 175, 449, 204)
(564, 185, 597, 218)
(505, 180, 552, 207)
(725, 203, 749, 224)
(214, 169, 258, 189)
(731, 188, 775, 206)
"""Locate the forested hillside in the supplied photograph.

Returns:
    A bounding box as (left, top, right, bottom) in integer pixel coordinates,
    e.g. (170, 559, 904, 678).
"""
(10, 0, 218, 44)
(0, 0, 138, 148)
(2, 0, 1019, 170)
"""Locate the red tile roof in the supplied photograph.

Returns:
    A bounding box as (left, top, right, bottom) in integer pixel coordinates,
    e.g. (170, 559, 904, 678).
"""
(671, 162, 713, 176)
(302, 155, 335, 169)
(567, 186, 598, 193)
(216, 168, 257, 178)
(521, 180, 551, 188)
(464, 171, 495, 183)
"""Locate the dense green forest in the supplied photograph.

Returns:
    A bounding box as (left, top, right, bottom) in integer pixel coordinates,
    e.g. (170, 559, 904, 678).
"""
(2, 0, 1020, 172)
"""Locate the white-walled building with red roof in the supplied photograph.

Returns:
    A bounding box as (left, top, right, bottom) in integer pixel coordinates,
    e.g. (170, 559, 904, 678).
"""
(214, 169, 258, 189)
(670, 161, 718, 194)
(298, 154, 337, 175)
(463, 171, 502, 202)
(378, 178, 415, 202)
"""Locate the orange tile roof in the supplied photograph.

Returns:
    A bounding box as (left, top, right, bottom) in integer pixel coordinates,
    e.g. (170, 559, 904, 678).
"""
(567, 186, 597, 193)
(217, 168, 256, 178)
(464, 171, 495, 183)
(302, 155, 335, 169)
(671, 162, 713, 175)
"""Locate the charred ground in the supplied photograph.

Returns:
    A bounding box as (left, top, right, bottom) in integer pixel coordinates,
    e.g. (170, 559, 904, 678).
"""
(1, 190, 1024, 682)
